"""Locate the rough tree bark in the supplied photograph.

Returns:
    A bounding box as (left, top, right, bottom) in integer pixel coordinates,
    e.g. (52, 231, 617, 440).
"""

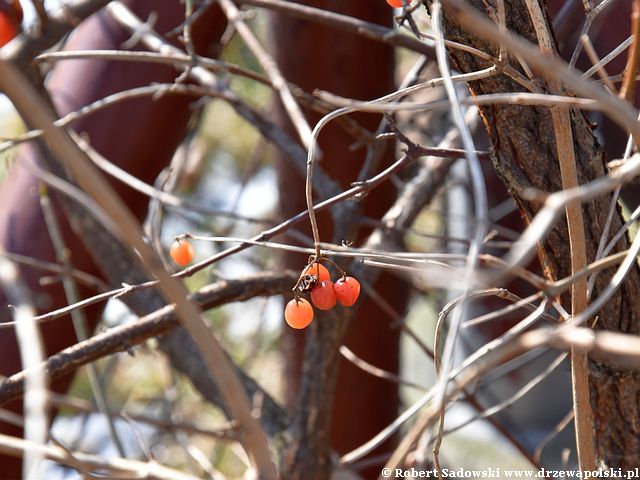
(429, 0, 640, 468)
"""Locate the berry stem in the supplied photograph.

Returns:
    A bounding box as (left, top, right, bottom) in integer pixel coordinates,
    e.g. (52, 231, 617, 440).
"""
(315, 256, 347, 279)
(305, 143, 321, 259)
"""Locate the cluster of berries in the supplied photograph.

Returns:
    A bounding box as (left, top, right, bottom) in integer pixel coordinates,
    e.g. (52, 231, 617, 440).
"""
(284, 261, 360, 330)
(169, 241, 360, 331)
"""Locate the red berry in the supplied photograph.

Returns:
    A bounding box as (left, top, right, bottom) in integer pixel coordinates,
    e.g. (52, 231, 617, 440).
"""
(333, 277, 361, 307)
(302, 262, 331, 282)
(169, 240, 194, 266)
(386, 0, 407, 7)
(310, 281, 337, 310)
(284, 298, 314, 329)
(0, 12, 17, 47)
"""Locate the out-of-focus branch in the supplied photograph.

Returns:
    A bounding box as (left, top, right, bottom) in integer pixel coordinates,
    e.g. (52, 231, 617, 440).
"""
(106, 1, 340, 202)
(217, 0, 313, 149)
(0, 432, 203, 480)
(238, 0, 436, 56)
(524, 0, 594, 469)
(0, 255, 46, 477)
(384, 324, 640, 471)
(442, 0, 640, 142)
(0, 57, 277, 478)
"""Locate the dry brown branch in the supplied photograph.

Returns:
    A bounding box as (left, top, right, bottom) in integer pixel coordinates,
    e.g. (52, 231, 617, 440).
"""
(383, 325, 640, 473)
(216, 0, 313, 149)
(523, 0, 594, 469)
(620, 0, 640, 102)
(0, 272, 293, 421)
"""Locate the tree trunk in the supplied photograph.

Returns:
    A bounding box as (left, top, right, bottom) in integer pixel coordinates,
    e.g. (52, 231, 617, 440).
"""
(271, 1, 406, 477)
(0, 1, 227, 476)
(429, 0, 640, 468)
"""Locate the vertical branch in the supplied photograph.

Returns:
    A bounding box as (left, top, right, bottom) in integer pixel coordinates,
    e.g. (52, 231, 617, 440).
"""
(0, 256, 46, 478)
(431, 1, 488, 474)
(523, 0, 595, 470)
(39, 187, 127, 459)
(216, 0, 314, 149)
(620, 0, 640, 103)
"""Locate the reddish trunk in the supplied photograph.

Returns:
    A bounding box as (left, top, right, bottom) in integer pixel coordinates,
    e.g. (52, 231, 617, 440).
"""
(0, 1, 226, 476)
(271, 1, 405, 475)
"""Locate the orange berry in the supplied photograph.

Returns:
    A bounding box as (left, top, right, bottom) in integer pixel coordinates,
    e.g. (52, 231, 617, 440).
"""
(310, 281, 337, 310)
(386, 0, 407, 7)
(0, 12, 17, 47)
(169, 239, 194, 266)
(333, 277, 361, 307)
(302, 262, 331, 282)
(284, 298, 314, 329)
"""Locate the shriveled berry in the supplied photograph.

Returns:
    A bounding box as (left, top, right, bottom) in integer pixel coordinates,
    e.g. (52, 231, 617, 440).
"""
(333, 277, 361, 307)
(169, 240, 195, 266)
(302, 262, 331, 282)
(311, 281, 337, 310)
(284, 298, 314, 329)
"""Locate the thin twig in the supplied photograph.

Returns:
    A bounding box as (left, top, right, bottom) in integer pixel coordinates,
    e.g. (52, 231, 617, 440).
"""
(339, 346, 427, 391)
(0, 432, 203, 480)
(2, 0, 112, 68)
(217, 0, 313, 149)
(430, 3, 488, 474)
(535, 409, 574, 463)
(445, 353, 567, 435)
(580, 34, 617, 93)
(582, 35, 633, 79)
(47, 392, 237, 440)
(105, 2, 340, 201)
(620, 0, 640, 102)
(39, 187, 127, 459)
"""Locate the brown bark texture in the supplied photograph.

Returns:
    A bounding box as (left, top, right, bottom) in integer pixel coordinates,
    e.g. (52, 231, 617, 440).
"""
(429, 0, 640, 469)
